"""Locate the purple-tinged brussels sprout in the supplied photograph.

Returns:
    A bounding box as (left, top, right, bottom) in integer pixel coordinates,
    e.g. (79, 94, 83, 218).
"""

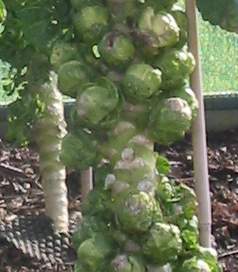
(58, 60, 89, 98)
(111, 254, 145, 272)
(138, 7, 180, 54)
(115, 191, 159, 233)
(164, 86, 198, 119)
(155, 48, 195, 90)
(143, 223, 182, 265)
(123, 63, 162, 102)
(50, 42, 78, 70)
(73, 5, 109, 44)
(149, 98, 193, 145)
(76, 78, 119, 126)
(98, 32, 135, 68)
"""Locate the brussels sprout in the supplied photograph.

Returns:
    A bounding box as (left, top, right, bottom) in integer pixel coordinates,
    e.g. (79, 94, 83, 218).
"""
(98, 32, 135, 68)
(143, 223, 182, 265)
(73, 5, 109, 44)
(50, 42, 78, 70)
(138, 7, 180, 53)
(60, 132, 98, 170)
(181, 257, 211, 272)
(111, 254, 145, 272)
(58, 61, 89, 98)
(72, 215, 110, 248)
(165, 87, 198, 119)
(113, 143, 158, 183)
(115, 192, 159, 233)
(77, 234, 113, 271)
(82, 186, 114, 221)
(171, 4, 188, 48)
(149, 98, 193, 145)
(123, 64, 162, 102)
(100, 121, 138, 163)
(106, 0, 138, 22)
(155, 48, 195, 90)
(76, 78, 119, 126)
(196, 247, 222, 272)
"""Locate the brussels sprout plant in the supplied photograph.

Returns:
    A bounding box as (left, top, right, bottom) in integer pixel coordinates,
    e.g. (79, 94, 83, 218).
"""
(61, 1, 221, 271)
(0, 0, 221, 270)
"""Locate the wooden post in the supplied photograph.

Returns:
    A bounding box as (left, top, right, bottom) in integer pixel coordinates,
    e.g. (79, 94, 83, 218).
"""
(185, 0, 212, 247)
(80, 167, 93, 203)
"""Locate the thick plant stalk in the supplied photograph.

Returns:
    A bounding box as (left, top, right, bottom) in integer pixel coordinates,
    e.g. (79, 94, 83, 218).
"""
(36, 73, 69, 233)
(186, 0, 212, 247)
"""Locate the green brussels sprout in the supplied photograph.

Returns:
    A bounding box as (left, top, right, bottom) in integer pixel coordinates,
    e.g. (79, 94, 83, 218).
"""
(100, 121, 138, 163)
(98, 32, 135, 68)
(76, 78, 119, 126)
(171, 4, 188, 48)
(155, 48, 195, 90)
(111, 254, 145, 272)
(196, 247, 222, 272)
(58, 61, 89, 98)
(60, 132, 98, 170)
(72, 215, 110, 248)
(138, 7, 180, 53)
(149, 98, 193, 145)
(73, 5, 109, 44)
(165, 86, 198, 119)
(82, 186, 114, 222)
(115, 192, 158, 233)
(123, 64, 162, 102)
(50, 42, 78, 70)
(77, 234, 113, 271)
(181, 257, 211, 272)
(143, 223, 182, 265)
(106, 0, 138, 22)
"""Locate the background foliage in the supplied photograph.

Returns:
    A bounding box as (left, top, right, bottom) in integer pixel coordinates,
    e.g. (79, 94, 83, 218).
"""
(199, 15, 238, 94)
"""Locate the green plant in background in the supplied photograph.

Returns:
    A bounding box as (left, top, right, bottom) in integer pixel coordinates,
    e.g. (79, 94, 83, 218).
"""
(0, 0, 72, 232)
(199, 15, 238, 94)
